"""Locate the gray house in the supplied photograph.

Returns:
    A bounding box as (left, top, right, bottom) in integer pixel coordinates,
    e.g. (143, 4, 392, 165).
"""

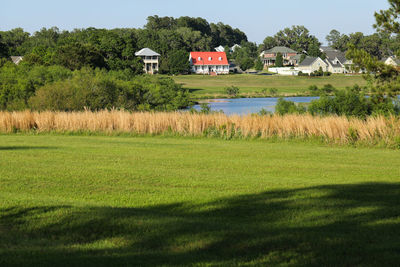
(135, 48, 160, 74)
(320, 47, 353, 73)
(298, 57, 328, 74)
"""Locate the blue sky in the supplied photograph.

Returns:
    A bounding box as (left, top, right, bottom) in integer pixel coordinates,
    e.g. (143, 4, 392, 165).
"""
(0, 0, 390, 44)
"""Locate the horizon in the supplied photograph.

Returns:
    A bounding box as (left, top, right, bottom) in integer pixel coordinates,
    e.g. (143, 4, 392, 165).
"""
(0, 0, 390, 45)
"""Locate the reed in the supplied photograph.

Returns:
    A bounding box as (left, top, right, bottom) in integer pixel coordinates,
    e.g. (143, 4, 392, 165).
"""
(1, 110, 400, 147)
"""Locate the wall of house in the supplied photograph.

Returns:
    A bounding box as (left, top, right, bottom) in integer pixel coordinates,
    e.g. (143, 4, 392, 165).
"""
(298, 59, 328, 74)
(191, 65, 229, 74)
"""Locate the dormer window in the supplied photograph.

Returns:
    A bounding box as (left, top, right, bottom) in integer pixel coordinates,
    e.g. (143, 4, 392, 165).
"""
(218, 57, 222, 61)
(198, 57, 202, 61)
(208, 57, 212, 61)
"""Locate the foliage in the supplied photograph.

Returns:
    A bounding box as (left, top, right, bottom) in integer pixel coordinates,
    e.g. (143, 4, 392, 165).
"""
(231, 42, 258, 71)
(29, 68, 191, 111)
(275, 98, 306, 115)
(0, 62, 72, 110)
(160, 49, 190, 75)
(269, 88, 278, 96)
(261, 26, 322, 57)
(225, 85, 240, 96)
(308, 85, 399, 117)
(275, 52, 283, 67)
(254, 58, 264, 71)
(308, 84, 336, 96)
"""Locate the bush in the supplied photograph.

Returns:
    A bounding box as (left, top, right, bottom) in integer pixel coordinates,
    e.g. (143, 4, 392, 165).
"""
(29, 68, 191, 111)
(275, 98, 306, 115)
(307, 85, 399, 118)
(225, 86, 240, 97)
(298, 71, 309, 77)
(269, 88, 278, 96)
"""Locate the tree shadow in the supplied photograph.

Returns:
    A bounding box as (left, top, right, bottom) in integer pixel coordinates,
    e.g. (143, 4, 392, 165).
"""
(0, 146, 58, 151)
(1, 182, 400, 266)
(188, 88, 204, 93)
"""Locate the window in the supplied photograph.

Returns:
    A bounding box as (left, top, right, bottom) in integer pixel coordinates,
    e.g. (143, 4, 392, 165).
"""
(198, 57, 202, 61)
(208, 57, 212, 61)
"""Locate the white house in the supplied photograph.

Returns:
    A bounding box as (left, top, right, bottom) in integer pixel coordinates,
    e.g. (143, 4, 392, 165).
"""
(10, 56, 23, 65)
(214, 45, 225, 52)
(135, 48, 160, 74)
(298, 57, 328, 74)
(189, 51, 229, 75)
(383, 56, 400, 67)
(321, 47, 353, 73)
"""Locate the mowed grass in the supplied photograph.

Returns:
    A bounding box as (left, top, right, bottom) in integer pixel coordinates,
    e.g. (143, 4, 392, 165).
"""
(1, 135, 400, 266)
(172, 74, 366, 97)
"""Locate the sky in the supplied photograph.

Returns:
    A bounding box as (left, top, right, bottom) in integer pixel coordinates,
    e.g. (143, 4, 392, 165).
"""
(0, 0, 390, 44)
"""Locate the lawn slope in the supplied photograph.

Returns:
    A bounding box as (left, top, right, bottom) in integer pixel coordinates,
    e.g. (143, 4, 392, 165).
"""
(1, 135, 400, 266)
(172, 74, 366, 97)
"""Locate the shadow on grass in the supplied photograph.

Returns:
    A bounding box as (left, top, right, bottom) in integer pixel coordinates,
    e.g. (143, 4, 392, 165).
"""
(1, 183, 400, 266)
(0, 146, 58, 151)
(188, 88, 205, 93)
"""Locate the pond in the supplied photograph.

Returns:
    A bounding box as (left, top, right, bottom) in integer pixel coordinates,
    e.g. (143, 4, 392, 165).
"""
(192, 97, 320, 115)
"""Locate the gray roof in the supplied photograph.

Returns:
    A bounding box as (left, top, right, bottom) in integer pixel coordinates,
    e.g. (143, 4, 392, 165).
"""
(135, 48, 160, 57)
(264, 46, 298, 54)
(299, 56, 318, 66)
(325, 58, 343, 68)
(325, 50, 346, 60)
(292, 54, 303, 61)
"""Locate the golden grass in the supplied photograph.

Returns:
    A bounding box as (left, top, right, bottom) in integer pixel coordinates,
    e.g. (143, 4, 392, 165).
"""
(1, 110, 400, 146)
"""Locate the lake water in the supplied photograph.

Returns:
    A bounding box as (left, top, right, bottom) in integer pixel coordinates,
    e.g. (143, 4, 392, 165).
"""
(193, 97, 320, 115)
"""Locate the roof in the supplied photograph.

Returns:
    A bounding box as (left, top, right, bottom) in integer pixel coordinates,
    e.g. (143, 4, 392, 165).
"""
(385, 56, 400, 65)
(135, 48, 160, 57)
(325, 58, 343, 68)
(292, 54, 303, 61)
(264, 46, 298, 54)
(324, 50, 346, 62)
(10, 56, 23, 65)
(230, 44, 241, 51)
(190, 52, 229, 66)
(299, 56, 319, 66)
(214, 45, 225, 52)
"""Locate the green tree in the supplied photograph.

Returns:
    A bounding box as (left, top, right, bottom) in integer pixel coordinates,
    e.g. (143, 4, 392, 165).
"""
(275, 52, 283, 67)
(52, 42, 105, 70)
(326, 30, 341, 46)
(165, 49, 191, 74)
(254, 58, 264, 71)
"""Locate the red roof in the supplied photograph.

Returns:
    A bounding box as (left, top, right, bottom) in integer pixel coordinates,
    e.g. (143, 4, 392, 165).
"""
(190, 52, 229, 66)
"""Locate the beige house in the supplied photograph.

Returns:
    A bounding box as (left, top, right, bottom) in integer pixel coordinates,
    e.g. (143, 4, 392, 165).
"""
(135, 48, 160, 74)
(297, 57, 328, 74)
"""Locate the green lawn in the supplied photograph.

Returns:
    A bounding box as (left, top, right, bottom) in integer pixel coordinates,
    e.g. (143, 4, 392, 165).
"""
(172, 74, 366, 98)
(1, 135, 400, 266)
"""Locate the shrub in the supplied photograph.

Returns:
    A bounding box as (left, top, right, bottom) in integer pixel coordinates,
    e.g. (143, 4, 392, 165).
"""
(225, 86, 240, 97)
(275, 98, 306, 115)
(269, 88, 278, 96)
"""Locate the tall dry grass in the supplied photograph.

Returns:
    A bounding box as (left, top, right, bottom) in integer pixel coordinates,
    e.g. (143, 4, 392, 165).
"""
(1, 110, 400, 146)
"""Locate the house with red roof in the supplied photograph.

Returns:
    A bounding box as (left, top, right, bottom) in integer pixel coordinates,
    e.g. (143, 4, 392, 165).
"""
(189, 52, 229, 75)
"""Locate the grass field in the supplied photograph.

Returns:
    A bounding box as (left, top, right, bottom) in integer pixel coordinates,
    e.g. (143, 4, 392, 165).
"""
(172, 74, 367, 98)
(1, 135, 400, 266)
